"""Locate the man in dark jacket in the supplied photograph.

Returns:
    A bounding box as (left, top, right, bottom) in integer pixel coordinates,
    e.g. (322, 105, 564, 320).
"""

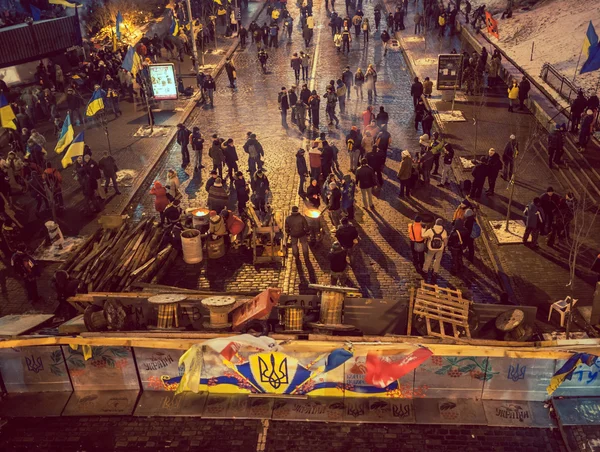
(518, 76, 531, 110)
(224, 58, 236, 88)
(176, 123, 191, 167)
(470, 158, 488, 199)
(376, 106, 389, 128)
(366, 147, 384, 187)
(570, 90, 587, 133)
(251, 169, 270, 213)
(222, 138, 239, 182)
(243, 133, 264, 177)
(296, 149, 309, 198)
(336, 217, 359, 249)
(547, 125, 564, 169)
(539, 186, 560, 235)
(502, 134, 518, 180)
(285, 206, 310, 261)
(484, 148, 503, 196)
(278, 87, 290, 128)
(234, 171, 249, 214)
(98, 151, 120, 195)
(66, 88, 83, 125)
(355, 158, 376, 208)
(329, 241, 347, 285)
(342, 66, 353, 100)
(410, 77, 423, 109)
(328, 181, 342, 227)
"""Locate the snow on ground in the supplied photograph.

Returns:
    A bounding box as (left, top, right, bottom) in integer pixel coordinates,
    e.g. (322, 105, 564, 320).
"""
(467, 0, 600, 97)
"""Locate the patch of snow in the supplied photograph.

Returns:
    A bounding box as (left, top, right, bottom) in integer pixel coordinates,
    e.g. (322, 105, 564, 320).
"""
(488, 219, 526, 245)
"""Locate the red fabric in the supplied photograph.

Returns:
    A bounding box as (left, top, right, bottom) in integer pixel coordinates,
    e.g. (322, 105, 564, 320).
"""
(150, 183, 169, 212)
(226, 214, 244, 235)
(365, 348, 433, 388)
(485, 11, 499, 39)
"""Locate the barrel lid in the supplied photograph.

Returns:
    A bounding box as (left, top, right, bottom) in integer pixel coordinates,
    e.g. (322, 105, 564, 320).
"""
(148, 294, 188, 305)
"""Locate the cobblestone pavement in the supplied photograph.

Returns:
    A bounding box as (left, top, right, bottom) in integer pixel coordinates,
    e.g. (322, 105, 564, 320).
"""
(400, 0, 600, 327)
(0, 416, 568, 451)
(130, 0, 502, 303)
(0, 4, 260, 316)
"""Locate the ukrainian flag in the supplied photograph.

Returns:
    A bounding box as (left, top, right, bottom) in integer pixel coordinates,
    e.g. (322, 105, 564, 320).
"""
(116, 11, 123, 40)
(121, 46, 143, 77)
(61, 131, 85, 168)
(547, 353, 598, 395)
(49, 0, 78, 7)
(86, 88, 105, 117)
(170, 11, 180, 36)
(0, 93, 16, 130)
(55, 113, 74, 154)
(581, 21, 600, 74)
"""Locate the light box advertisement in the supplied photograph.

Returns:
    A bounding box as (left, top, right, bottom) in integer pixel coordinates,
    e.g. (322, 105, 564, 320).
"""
(149, 63, 178, 100)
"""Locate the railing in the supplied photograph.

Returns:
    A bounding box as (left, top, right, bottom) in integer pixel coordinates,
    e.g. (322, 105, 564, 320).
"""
(540, 63, 580, 104)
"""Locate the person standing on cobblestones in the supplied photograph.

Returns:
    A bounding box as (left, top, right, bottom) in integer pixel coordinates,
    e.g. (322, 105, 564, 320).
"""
(203, 75, 216, 107)
(251, 169, 270, 214)
(328, 181, 342, 229)
(408, 215, 425, 272)
(324, 86, 340, 127)
(191, 127, 205, 173)
(341, 66, 353, 100)
(439, 143, 454, 187)
(309, 90, 320, 129)
(278, 87, 290, 129)
(208, 178, 229, 213)
(355, 158, 376, 209)
(484, 148, 502, 196)
(234, 171, 250, 214)
(224, 59, 236, 89)
(329, 241, 347, 285)
(411, 77, 423, 109)
(285, 206, 310, 262)
(300, 52, 311, 80)
(366, 64, 377, 101)
(222, 139, 239, 183)
(243, 133, 264, 178)
(309, 142, 322, 181)
(291, 53, 302, 84)
(150, 181, 169, 226)
(296, 149, 309, 198)
(502, 134, 518, 180)
(346, 127, 361, 173)
(448, 219, 467, 275)
(176, 123, 191, 168)
(397, 150, 413, 198)
(295, 99, 307, 133)
(523, 197, 544, 248)
(98, 151, 120, 195)
(209, 137, 225, 178)
(469, 158, 487, 199)
(422, 218, 447, 283)
(341, 175, 356, 221)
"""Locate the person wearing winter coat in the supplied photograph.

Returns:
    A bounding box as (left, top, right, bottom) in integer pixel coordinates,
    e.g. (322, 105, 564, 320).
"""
(397, 150, 413, 198)
(165, 169, 181, 201)
(547, 125, 564, 169)
(502, 134, 518, 180)
(355, 158, 376, 208)
(366, 146, 383, 186)
(418, 147, 434, 185)
(354, 68, 365, 100)
(307, 179, 321, 208)
(340, 174, 356, 220)
(208, 211, 228, 237)
(208, 178, 229, 213)
(422, 218, 448, 283)
(234, 172, 250, 214)
(209, 138, 225, 178)
(329, 241, 348, 285)
(448, 219, 468, 274)
(507, 79, 519, 112)
(415, 98, 426, 131)
(470, 158, 488, 199)
(410, 77, 423, 109)
(328, 182, 342, 227)
(222, 138, 239, 182)
(489, 55, 501, 87)
(539, 186, 561, 236)
(251, 169, 270, 213)
(484, 148, 503, 196)
(243, 133, 264, 178)
(518, 76, 531, 110)
(408, 214, 425, 271)
(309, 90, 320, 129)
(365, 64, 377, 102)
(176, 123, 191, 168)
(422, 77, 433, 98)
(150, 181, 169, 226)
(224, 59, 236, 88)
(579, 109, 595, 150)
(296, 149, 309, 198)
(570, 90, 587, 133)
(523, 197, 544, 247)
(439, 142, 455, 186)
(285, 206, 310, 260)
(290, 53, 302, 82)
(98, 151, 120, 195)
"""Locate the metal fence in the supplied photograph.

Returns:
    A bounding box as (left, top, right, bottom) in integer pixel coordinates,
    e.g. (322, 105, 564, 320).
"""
(540, 63, 580, 103)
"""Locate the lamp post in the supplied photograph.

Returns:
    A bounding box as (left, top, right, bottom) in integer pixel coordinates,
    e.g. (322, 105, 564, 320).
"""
(185, 0, 200, 73)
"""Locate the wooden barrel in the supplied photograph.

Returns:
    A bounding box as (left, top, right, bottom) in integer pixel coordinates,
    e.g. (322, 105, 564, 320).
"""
(207, 236, 225, 259)
(285, 307, 304, 331)
(320, 290, 345, 325)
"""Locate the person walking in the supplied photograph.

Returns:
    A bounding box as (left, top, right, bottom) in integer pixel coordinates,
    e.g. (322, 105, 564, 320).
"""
(355, 158, 376, 209)
(374, 6, 382, 30)
(507, 79, 519, 112)
(336, 80, 347, 115)
(502, 134, 518, 180)
(324, 86, 340, 127)
(222, 138, 239, 183)
(285, 206, 310, 262)
(278, 87, 290, 129)
(484, 148, 503, 196)
(291, 53, 302, 83)
(365, 64, 377, 102)
(98, 151, 120, 195)
(224, 59, 236, 88)
(203, 75, 216, 107)
(410, 77, 423, 109)
(309, 90, 320, 129)
(150, 181, 169, 226)
(341, 66, 353, 100)
(341, 27, 352, 54)
(300, 52, 311, 80)
(523, 197, 544, 248)
(422, 218, 448, 283)
(176, 123, 191, 168)
(408, 215, 425, 272)
(397, 150, 413, 198)
(354, 68, 365, 100)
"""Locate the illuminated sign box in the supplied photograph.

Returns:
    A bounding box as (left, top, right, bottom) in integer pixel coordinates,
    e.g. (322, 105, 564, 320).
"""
(149, 63, 178, 100)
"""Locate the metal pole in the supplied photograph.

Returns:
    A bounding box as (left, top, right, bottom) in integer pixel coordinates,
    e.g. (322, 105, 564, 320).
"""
(102, 111, 112, 154)
(186, 0, 199, 73)
(530, 41, 534, 61)
(213, 17, 218, 51)
(572, 41, 584, 83)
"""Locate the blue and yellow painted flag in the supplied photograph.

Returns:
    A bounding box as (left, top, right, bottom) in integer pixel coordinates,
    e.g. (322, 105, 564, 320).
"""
(49, 0, 78, 7)
(121, 46, 142, 77)
(581, 21, 600, 74)
(0, 94, 16, 130)
(547, 353, 598, 395)
(61, 131, 85, 168)
(86, 88, 105, 117)
(116, 11, 123, 40)
(170, 10, 180, 36)
(55, 113, 74, 154)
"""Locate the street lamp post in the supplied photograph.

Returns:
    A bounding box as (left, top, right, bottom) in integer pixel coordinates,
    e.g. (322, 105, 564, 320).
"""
(99, 110, 112, 155)
(185, 0, 200, 73)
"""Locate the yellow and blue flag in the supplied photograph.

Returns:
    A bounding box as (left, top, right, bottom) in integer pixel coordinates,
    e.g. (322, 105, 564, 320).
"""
(581, 21, 600, 74)
(116, 11, 123, 40)
(86, 88, 105, 117)
(170, 10, 180, 36)
(547, 353, 598, 395)
(0, 94, 16, 130)
(61, 131, 85, 168)
(49, 0, 78, 7)
(121, 46, 142, 77)
(55, 113, 74, 154)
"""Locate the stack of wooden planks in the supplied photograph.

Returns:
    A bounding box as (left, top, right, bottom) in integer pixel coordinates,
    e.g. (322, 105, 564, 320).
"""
(59, 219, 178, 292)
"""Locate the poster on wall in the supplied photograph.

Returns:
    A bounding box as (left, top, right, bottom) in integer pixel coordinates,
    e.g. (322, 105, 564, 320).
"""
(149, 63, 178, 100)
(437, 54, 464, 90)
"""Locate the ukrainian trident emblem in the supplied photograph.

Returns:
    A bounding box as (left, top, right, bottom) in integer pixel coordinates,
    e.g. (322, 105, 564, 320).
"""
(507, 363, 526, 382)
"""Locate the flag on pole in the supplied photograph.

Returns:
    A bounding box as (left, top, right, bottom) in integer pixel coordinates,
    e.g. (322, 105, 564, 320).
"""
(485, 11, 499, 39)
(116, 11, 123, 40)
(30, 5, 41, 21)
(170, 10, 180, 36)
(49, 0, 78, 7)
(112, 30, 117, 52)
(85, 88, 105, 117)
(121, 46, 143, 76)
(55, 113, 74, 154)
(61, 131, 85, 168)
(581, 21, 600, 74)
(547, 353, 598, 395)
(0, 94, 16, 130)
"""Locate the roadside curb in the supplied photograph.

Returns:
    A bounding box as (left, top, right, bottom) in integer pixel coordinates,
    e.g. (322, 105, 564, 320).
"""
(115, 2, 268, 216)
(392, 21, 516, 302)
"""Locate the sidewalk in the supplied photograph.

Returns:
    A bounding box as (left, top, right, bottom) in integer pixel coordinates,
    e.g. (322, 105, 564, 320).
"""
(397, 2, 600, 329)
(0, 2, 264, 316)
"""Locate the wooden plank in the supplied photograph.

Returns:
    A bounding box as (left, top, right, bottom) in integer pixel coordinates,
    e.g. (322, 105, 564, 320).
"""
(416, 291, 469, 307)
(420, 281, 463, 297)
(407, 287, 415, 336)
(0, 315, 54, 336)
(411, 310, 469, 327)
(413, 298, 468, 318)
(412, 304, 468, 321)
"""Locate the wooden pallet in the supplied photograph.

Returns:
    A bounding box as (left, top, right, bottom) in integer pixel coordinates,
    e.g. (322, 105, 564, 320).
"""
(410, 282, 471, 339)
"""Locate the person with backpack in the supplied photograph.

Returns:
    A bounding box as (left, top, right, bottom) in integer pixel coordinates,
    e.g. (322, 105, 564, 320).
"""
(408, 215, 425, 272)
(11, 244, 41, 303)
(422, 218, 448, 283)
(243, 133, 264, 178)
(448, 219, 468, 275)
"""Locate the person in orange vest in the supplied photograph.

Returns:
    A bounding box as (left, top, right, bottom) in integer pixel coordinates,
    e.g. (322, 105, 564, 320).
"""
(408, 214, 425, 273)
